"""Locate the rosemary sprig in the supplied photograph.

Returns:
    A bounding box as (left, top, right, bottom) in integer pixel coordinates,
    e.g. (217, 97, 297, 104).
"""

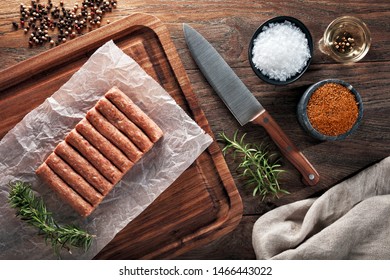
(219, 131, 289, 199)
(8, 181, 94, 257)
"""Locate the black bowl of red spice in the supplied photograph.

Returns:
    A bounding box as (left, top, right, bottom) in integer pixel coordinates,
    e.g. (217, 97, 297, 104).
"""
(297, 79, 363, 141)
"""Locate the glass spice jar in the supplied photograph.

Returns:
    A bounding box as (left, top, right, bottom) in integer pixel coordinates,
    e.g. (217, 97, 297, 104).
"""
(319, 16, 371, 63)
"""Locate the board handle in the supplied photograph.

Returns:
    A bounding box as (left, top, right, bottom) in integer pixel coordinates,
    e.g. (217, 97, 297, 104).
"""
(252, 111, 320, 186)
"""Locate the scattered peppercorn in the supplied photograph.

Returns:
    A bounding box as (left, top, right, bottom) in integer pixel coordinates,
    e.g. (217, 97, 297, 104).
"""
(12, 0, 118, 47)
(12, 21, 19, 30)
(307, 83, 359, 136)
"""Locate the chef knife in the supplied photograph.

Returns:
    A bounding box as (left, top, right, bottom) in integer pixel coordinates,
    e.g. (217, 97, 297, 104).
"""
(183, 24, 319, 186)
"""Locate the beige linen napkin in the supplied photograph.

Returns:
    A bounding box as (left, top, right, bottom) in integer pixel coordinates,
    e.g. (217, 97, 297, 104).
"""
(252, 156, 390, 259)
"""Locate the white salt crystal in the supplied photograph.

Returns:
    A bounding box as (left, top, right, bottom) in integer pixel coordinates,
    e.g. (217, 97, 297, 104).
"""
(251, 20, 311, 82)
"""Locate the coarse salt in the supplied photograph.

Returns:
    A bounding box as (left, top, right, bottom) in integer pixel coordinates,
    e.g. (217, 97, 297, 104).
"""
(251, 20, 311, 82)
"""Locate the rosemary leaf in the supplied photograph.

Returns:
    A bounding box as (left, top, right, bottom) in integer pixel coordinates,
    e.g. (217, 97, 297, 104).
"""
(8, 181, 94, 257)
(218, 131, 289, 199)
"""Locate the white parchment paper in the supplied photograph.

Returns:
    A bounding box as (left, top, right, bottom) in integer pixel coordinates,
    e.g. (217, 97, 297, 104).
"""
(0, 40, 212, 259)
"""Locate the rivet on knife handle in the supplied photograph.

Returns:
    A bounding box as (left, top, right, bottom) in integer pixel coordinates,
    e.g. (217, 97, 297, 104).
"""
(251, 111, 320, 186)
(183, 24, 319, 186)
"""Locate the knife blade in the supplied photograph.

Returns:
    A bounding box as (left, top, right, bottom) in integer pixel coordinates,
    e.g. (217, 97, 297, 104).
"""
(183, 23, 319, 186)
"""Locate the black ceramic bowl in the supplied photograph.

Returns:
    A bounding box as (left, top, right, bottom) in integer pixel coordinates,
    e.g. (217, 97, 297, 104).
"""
(248, 16, 313, 85)
(297, 79, 364, 141)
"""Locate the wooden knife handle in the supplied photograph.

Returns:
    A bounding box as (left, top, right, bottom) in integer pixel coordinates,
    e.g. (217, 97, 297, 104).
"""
(252, 111, 320, 186)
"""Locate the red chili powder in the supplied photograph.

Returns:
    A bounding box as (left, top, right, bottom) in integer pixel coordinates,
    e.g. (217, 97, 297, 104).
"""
(306, 83, 359, 136)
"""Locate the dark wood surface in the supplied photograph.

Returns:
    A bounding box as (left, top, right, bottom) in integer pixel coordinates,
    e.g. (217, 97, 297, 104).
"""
(1, 0, 389, 259)
(0, 12, 243, 259)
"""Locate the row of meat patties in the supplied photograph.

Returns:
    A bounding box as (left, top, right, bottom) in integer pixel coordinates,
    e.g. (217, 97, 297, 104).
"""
(36, 86, 164, 217)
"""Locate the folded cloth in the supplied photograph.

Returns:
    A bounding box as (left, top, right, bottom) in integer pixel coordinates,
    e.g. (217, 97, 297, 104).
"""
(252, 156, 390, 260)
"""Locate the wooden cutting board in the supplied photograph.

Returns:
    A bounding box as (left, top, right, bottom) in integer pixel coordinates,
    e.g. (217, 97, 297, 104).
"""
(0, 13, 242, 259)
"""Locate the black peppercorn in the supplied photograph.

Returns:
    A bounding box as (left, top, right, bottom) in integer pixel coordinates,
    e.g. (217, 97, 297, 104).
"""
(12, 21, 19, 30)
(17, 0, 118, 47)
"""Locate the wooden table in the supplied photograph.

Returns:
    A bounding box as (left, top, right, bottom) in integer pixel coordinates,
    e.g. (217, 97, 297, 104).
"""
(1, 0, 389, 259)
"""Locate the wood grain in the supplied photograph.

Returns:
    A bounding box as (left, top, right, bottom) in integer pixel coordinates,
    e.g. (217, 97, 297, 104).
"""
(252, 110, 320, 186)
(0, 13, 243, 259)
(1, 0, 390, 259)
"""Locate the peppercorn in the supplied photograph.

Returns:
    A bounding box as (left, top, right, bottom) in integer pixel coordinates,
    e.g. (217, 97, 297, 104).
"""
(332, 31, 356, 54)
(12, 21, 19, 30)
(16, 0, 119, 47)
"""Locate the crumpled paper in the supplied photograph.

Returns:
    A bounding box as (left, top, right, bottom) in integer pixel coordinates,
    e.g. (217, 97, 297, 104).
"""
(0, 40, 213, 259)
